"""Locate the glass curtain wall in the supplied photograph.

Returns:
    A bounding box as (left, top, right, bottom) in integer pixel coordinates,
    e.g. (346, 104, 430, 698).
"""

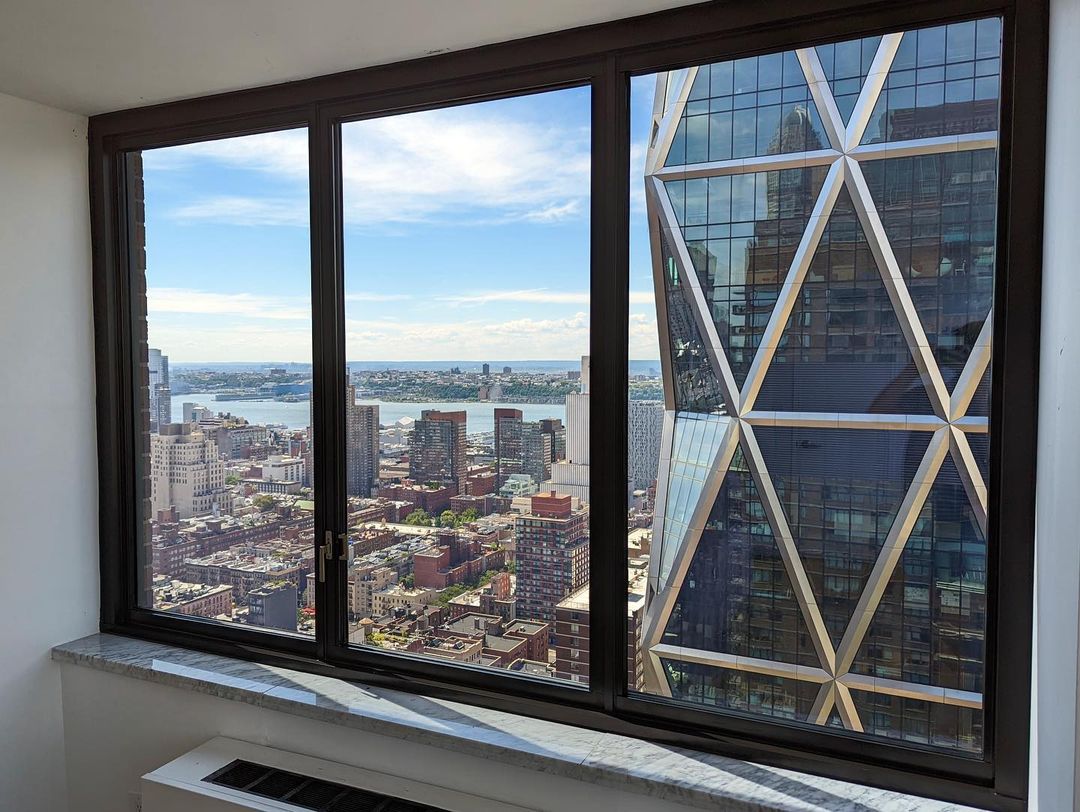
(631, 18, 1000, 752)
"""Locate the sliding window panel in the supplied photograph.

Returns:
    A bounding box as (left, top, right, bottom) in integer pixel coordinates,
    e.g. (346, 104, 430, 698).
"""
(631, 18, 999, 755)
(127, 129, 316, 637)
(339, 88, 592, 682)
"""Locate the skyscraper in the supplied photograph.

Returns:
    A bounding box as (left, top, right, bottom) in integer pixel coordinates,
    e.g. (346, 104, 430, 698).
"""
(493, 408, 523, 488)
(515, 493, 589, 626)
(641, 23, 998, 752)
(345, 383, 379, 496)
(148, 347, 171, 431)
(409, 410, 467, 493)
(538, 417, 566, 463)
(628, 400, 664, 491)
(150, 423, 232, 520)
(542, 356, 590, 502)
(495, 408, 555, 489)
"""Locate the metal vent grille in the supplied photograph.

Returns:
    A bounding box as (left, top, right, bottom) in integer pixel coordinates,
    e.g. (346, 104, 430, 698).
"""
(205, 759, 450, 811)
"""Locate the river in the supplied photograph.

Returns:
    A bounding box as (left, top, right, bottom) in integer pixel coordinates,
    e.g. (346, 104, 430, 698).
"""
(170, 392, 566, 434)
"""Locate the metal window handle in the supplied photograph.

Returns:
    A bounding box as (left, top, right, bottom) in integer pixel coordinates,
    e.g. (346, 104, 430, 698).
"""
(318, 530, 334, 583)
(338, 532, 349, 561)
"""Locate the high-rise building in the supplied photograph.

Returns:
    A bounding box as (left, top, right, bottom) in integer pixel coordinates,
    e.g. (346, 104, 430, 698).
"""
(628, 400, 663, 491)
(409, 410, 467, 493)
(542, 356, 590, 502)
(346, 383, 379, 496)
(150, 423, 232, 520)
(482, 363, 490, 376)
(495, 408, 554, 488)
(553, 565, 647, 689)
(538, 417, 566, 463)
(641, 25, 999, 752)
(493, 408, 523, 487)
(147, 347, 171, 431)
(515, 492, 589, 626)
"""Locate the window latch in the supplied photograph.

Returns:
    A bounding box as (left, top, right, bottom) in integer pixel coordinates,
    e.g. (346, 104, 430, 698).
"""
(318, 530, 334, 583)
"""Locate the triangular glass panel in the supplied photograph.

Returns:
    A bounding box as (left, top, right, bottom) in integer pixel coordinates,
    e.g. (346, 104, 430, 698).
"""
(860, 151, 996, 382)
(754, 426, 933, 649)
(658, 230, 728, 414)
(815, 36, 883, 125)
(662, 447, 820, 669)
(964, 365, 991, 421)
(659, 659, 808, 721)
(825, 708, 845, 728)
(757, 186, 935, 414)
(965, 432, 989, 485)
(665, 49, 832, 167)
(861, 19, 1002, 146)
(656, 410, 732, 586)
(664, 166, 829, 388)
(849, 454, 987, 696)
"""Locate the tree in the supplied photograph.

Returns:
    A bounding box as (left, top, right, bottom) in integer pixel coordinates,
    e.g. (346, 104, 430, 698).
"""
(225, 473, 240, 486)
(460, 507, 479, 524)
(252, 494, 275, 511)
(401, 573, 415, 589)
(404, 508, 432, 527)
(439, 509, 458, 528)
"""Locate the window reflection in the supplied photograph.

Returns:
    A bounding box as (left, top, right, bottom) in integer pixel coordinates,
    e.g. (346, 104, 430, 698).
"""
(635, 18, 1000, 754)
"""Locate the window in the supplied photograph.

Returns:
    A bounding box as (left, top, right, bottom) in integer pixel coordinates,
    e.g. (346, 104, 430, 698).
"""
(93, 2, 1044, 808)
(630, 19, 1000, 754)
(338, 91, 590, 679)
(129, 130, 315, 637)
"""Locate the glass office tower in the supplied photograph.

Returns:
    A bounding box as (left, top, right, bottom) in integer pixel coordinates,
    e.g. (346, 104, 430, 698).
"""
(641, 19, 999, 753)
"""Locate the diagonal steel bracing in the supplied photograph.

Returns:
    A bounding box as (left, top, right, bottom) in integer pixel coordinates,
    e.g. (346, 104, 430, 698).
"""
(641, 30, 996, 732)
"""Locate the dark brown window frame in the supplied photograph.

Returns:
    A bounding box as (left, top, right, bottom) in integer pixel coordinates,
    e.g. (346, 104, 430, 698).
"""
(90, 1, 1047, 809)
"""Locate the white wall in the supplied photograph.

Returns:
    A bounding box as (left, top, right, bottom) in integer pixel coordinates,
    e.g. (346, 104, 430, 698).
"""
(1034, 0, 1080, 807)
(0, 92, 97, 811)
(59, 665, 691, 812)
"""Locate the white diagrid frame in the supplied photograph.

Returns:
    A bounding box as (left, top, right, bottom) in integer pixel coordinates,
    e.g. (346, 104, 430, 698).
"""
(642, 32, 994, 728)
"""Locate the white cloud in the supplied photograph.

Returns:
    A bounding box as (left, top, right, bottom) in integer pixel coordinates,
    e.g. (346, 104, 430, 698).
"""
(629, 312, 661, 359)
(170, 196, 308, 227)
(439, 289, 588, 306)
(142, 130, 309, 179)
(344, 313, 589, 361)
(148, 322, 313, 364)
(340, 109, 589, 226)
(147, 288, 310, 321)
(149, 306, 659, 363)
(519, 200, 583, 223)
(146, 105, 591, 228)
(437, 288, 655, 306)
(345, 292, 413, 302)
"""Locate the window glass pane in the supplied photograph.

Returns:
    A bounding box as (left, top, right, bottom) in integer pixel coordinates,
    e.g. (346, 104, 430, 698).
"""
(665, 54, 832, 167)
(631, 18, 1001, 754)
(340, 88, 590, 683)
(131, 128, 315, 637)
(863, 20, 1001, 144)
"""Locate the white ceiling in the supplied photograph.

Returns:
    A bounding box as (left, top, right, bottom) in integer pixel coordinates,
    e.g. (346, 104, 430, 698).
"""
(0, 0, 704, 116)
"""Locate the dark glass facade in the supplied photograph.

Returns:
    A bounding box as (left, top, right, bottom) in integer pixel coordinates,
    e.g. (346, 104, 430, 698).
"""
(642, 18, 999, 754)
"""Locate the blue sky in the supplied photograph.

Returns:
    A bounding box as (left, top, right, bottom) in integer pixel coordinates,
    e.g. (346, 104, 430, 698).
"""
(143, 80, 659, 363)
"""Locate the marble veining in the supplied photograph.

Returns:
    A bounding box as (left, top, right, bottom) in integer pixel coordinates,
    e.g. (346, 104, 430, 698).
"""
(52, 634, 985, 812)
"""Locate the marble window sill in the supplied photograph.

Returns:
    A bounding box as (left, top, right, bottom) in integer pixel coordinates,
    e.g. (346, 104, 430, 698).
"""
(53, 633, 981, 812)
